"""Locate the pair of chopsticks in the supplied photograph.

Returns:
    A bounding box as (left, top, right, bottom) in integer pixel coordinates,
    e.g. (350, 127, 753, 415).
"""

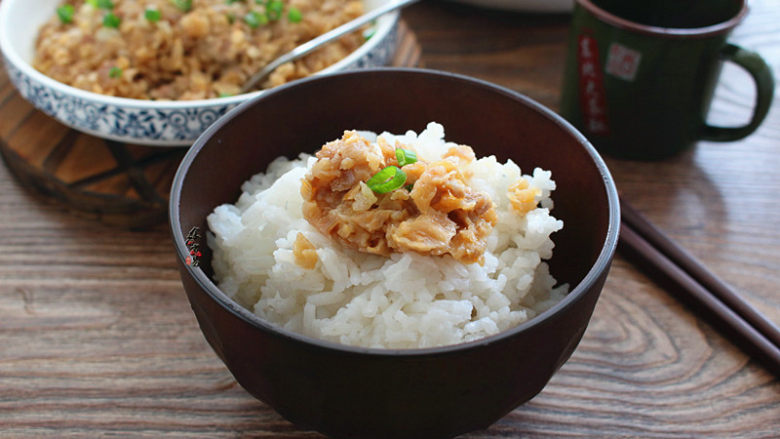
(618, 198, 780, 376)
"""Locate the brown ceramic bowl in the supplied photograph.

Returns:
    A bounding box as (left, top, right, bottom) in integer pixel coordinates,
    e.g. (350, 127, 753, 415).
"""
(169, 68, 620, 439)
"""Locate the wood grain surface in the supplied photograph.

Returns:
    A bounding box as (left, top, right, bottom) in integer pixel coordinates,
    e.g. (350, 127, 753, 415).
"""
(1, 0, 778, 437)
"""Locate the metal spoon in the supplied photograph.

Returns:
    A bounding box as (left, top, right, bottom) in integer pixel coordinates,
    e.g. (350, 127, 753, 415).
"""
(240, 0, 420, 93)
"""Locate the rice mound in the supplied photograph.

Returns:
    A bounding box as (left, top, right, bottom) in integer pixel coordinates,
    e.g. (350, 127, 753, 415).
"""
(207, 122, 566, 349)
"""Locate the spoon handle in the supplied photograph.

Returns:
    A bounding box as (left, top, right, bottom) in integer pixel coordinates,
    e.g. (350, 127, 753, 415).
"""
(241, 0, 419, 93)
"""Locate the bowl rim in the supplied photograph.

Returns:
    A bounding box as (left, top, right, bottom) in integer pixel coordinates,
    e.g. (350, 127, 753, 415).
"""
(169, 67, 621, 357)
(0, 0, 398, 110)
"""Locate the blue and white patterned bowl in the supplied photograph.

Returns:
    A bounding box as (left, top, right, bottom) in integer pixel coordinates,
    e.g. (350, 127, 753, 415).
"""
(0, 0, 399, 147)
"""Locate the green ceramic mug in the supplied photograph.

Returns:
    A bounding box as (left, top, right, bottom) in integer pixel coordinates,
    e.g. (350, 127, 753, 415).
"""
(559, 0, 774, 160)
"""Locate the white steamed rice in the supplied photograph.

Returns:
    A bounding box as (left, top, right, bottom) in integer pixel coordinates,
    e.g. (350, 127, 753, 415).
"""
(207, 122, 566, 349)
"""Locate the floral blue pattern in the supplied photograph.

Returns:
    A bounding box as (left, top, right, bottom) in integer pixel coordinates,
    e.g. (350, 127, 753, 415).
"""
(2, 20, 398, 147)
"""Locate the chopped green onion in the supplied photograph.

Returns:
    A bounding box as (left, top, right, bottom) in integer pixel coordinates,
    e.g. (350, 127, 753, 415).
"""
(287, 7, 303, 23)
(244, 10, 267, 28)
(266, 0, 283, 20)
(218, 92, 233, 98)
(366, 166, 407, 194)
(145, 8, 161, 22)
(87, 0, 114, 9)
(172, 0, 193, 11)
(227, 0, 245, 3)
(363, 25, 376, 41)
(395, 148, 417, 167)
(57, 5, 75, 23)
(103, 12, 121, 28)
(108, 66, 123, 79)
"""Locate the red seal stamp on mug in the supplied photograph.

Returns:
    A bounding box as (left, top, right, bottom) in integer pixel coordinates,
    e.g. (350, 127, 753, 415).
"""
(606, 43, 642, 81)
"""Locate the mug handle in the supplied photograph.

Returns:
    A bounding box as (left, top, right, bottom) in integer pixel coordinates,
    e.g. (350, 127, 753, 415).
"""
(700, 43, 775, 142)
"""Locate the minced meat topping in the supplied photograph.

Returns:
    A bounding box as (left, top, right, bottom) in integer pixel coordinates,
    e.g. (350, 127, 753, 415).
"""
(301, 131, 498, 264)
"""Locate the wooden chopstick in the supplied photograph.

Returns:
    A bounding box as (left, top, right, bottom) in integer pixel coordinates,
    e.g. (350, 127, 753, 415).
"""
(620, 199, 780, 348)
(618, 199, 780, 376)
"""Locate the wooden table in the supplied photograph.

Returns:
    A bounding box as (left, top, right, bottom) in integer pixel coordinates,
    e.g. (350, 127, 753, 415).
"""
(1, 0, 778, 437)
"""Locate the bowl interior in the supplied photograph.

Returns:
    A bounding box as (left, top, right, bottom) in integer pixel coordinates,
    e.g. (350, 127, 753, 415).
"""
(0, 0, 61, 65)
(172, 68, 618, 347)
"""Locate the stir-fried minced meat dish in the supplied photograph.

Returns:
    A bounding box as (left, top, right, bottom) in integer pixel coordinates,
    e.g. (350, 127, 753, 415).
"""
(301, 131, 498, 264)
(34, 0, 364, 99)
